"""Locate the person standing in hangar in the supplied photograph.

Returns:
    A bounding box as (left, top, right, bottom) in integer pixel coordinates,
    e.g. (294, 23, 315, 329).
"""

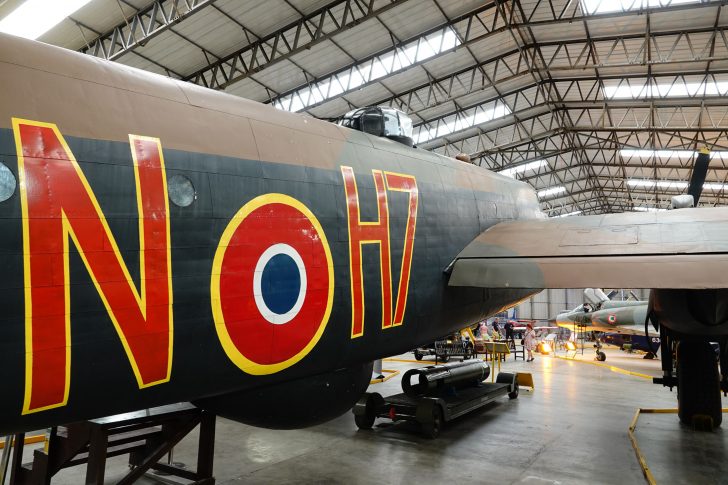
(524, 323, 536, 362)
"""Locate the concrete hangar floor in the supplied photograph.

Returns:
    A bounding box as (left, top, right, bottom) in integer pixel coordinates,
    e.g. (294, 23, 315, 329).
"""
(22, 348, 728, 485)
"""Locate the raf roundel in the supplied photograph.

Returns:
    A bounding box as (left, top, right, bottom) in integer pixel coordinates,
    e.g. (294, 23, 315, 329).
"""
(253, 243, 307, 325)
(211, 194, 334, 375)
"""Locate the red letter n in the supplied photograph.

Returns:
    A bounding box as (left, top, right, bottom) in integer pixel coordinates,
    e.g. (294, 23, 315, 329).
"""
(14, 119, 173, 414)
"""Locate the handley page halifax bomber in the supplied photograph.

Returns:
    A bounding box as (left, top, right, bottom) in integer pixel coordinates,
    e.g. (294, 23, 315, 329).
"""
(0, 32, 727, 432)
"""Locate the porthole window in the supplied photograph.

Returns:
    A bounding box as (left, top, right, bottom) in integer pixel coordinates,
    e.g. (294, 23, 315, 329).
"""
(168, 174, 196, 207)
(0, 162, 16, 202)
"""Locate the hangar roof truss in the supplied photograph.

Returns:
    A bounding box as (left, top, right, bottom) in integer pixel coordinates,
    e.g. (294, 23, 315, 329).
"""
(25, 0, 728, 216)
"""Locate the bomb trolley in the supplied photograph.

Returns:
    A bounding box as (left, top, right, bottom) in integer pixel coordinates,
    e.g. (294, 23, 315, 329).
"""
(353, 360, 518, 438)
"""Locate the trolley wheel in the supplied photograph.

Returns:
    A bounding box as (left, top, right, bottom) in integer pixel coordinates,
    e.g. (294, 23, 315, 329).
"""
(465, 342, 475, 360)
(508, 379, 519, 399)
(677, 341, 722, 429)
(353, 393, 383, 430)
(596, 351, 606, 362)
(421, 405, 443, 439)
(439, 354, 450, 363)
(414, 351, 423, 361)
(354, 412, 375, 430)
(643, 352, 655, 360)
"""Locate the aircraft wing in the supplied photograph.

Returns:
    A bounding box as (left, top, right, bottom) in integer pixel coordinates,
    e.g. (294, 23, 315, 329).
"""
(449, 207, 728, 289)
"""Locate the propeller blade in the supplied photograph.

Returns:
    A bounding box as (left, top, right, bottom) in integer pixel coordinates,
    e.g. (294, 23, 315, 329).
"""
(687, 148, 711, 205)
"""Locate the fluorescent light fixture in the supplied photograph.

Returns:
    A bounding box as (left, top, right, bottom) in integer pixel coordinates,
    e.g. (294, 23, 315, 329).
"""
(538, 186, 567, 199)
(554, 210, 582, 218)
(620, 149, 728, 160)
(620, 149, 696, 159)
(628, 179, 728, 192)
(499, 160, 548, 178)
(702, 183, 728, 191)
(581, 0, 698, 15)
(604, 80, 728, 99)
(633, 206, 666, 212)
(274, 27, 461, 112)
(627, 179, 688, 190)
(413, 101, 511, 144)
(0, 0, 93, 40)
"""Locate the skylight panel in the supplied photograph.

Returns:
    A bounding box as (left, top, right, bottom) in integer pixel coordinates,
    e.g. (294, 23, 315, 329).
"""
(620, 149, 696, 159)
(0, 0, 93, 40)
(274, 27, 462, 112)
(581, 0, 698, 15)
(537, 186, 567, 199)
(633, 206, 667, 212)
(627, 179, 688, 190)
(604, 80, 728, 99)
(499, 160, 548, 178)
(702, 183, 728, 191)
(413, 101, 511, 144)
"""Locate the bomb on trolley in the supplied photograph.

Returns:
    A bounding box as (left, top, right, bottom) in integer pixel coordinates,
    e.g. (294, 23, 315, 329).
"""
(352, 360, 518, 438)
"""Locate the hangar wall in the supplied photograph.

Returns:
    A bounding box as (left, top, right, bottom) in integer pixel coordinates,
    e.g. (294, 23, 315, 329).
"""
(512, 289, 650, 321)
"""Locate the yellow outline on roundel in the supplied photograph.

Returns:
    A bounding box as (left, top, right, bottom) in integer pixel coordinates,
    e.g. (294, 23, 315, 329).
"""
(210, 193, 334, 376)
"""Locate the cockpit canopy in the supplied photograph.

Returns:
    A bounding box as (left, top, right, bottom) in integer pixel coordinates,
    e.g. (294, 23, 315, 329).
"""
(336, 106, 414, 147)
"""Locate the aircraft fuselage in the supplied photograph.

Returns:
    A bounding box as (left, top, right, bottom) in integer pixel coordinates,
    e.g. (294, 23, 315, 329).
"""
(0, 34, 543, 433)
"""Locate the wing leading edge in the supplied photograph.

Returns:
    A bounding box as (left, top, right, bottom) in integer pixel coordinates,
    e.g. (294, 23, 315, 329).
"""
(448, 207, 728, 289)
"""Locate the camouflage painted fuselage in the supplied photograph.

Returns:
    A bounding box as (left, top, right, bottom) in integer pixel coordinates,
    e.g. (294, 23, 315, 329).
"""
(0, 34, 544, 434)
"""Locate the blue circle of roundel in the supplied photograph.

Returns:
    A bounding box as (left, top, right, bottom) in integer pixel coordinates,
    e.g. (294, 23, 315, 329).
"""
(261, 253, 301, 315)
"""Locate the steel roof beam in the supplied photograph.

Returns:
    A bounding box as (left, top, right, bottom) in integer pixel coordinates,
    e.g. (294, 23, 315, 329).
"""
(183, 0, 406, 89)
(269, 0, 724, 112)
(80, 0, 217, 61)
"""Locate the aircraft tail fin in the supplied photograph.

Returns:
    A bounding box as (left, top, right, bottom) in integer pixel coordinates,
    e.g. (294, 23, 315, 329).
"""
(687, 148, 711, 205)
(584, 288, 610, 305)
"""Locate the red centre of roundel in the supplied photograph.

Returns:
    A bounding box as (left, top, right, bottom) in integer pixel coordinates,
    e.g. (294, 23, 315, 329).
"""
(218, 202, 330, 365)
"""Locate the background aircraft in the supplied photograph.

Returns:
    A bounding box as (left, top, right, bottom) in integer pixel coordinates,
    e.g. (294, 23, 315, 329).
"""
(555, 288, 656, 361)
(602, 333, 661, 357)
(0, 33, 726, 433)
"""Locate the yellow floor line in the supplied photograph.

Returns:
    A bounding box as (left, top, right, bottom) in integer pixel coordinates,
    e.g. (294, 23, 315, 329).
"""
(383, 358, 426, 364)
(553, 355, 653, 380)
(0, 434, 45, 449)
(629, 408, 728, 484)
(370, 369, 400, 384)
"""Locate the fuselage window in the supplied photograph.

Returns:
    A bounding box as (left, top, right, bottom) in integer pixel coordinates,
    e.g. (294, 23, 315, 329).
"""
(168, 174, 196, 207)
(0, 162, 16, 202)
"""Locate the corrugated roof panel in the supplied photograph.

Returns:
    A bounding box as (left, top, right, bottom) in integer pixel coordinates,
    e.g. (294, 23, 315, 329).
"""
(338, 82, 396, 109)
(249, 58, 308, 93)
(416, 48, 475, 79)
(307, 96, 352, 119)
(169, 6, 250, 64)
(439, 0, 496, 19)
(116, 50, 171, 77)
(288, 39, 350, 78)
(224, 76, 272, 103)
(130, 30, 208, 77)
(218, 0, 299, 38)
(39, 0, 141, 50)
(467, 32, 519, 63)
(530, 22, 585, 43)
(329, 18, 393, 60)
(377, 1, 445, 41)
(378, 65, 430, 99)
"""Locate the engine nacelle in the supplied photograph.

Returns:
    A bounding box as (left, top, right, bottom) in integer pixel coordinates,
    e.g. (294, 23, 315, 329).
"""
(194, 362, 373, 429)
(651, 289, 728, 337)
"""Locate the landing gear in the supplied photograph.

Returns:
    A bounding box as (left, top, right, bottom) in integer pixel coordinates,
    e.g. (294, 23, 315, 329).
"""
(594, 338, 606, 362)
(677, 341, 722, 430)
